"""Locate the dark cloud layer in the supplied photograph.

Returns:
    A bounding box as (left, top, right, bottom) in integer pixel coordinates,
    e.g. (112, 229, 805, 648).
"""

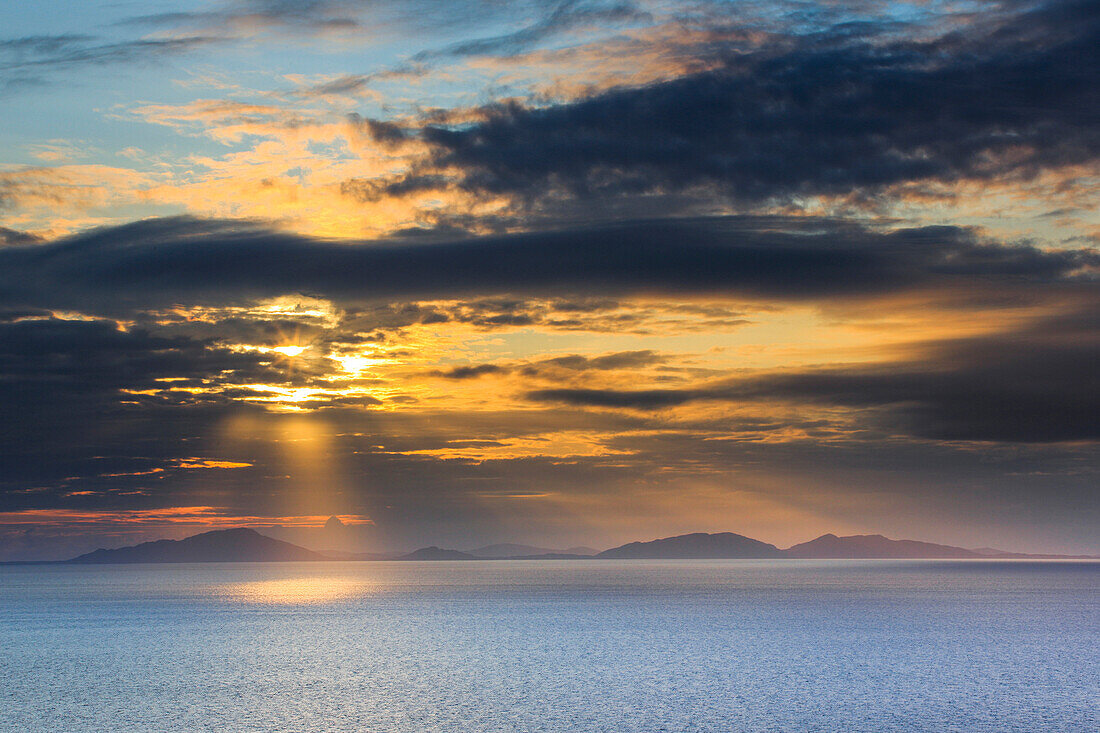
(402, 0, 1099, 204)
(0, 317, 269, 444)
(0, 226, 41, 246)
(530, 311, 1100, 443)
(430, 350, 666, 379)
(0, 215, 1093, 313)
(0, 317, 259, 509)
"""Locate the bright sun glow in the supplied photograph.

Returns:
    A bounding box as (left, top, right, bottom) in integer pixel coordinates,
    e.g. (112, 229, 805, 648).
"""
(331, 354, 387, 374)
(272, 345, 307, 357)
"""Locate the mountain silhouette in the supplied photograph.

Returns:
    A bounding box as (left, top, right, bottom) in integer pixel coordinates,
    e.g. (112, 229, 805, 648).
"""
(466, 543, 600, 558)
(52, 527, 1094, 564)
(597, 532, 783, 559)
(398, 546, 477, 561)
(467, 543, 557, 558)
(968, 546, 1096, 559)
(317, 550, 397, 561)
(563, 546, 600, 556)
(68, 528, 326, 563)
(784, 533, 980, 559)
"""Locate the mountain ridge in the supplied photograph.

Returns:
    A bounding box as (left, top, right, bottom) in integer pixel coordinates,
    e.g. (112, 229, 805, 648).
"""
(56, 528, 1098, 564)
(597, 531, 783, 559)
(785, 533, 980, 559)
(68, 528, 327, 564)
(465, 543, 601, 558)
(398, 546, 476, 561)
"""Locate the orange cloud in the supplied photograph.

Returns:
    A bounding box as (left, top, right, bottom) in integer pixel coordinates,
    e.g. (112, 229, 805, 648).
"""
(0, 164, 156, 235)
(0, 506, 372, 528)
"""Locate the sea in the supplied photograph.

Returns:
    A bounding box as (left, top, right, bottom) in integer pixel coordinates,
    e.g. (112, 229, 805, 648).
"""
(1, 560, 1097, 732)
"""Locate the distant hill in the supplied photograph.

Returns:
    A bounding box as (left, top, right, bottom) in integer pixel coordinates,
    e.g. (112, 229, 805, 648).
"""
(401, 545, 595, 560)
(68, 528, 326, 564)
(466, 543, 601, 558)
(504, 553, 594, 560)
(971, 546, 1014, 557)
(784, 533, 979, 559)
(467, 543, 557, 558)
(398, 546, 477, 561)
(317, 550, 397, 561)
(598, 532, 783, 559)
(970, 546, 1097, 560)
(53, 527, 1096, 565)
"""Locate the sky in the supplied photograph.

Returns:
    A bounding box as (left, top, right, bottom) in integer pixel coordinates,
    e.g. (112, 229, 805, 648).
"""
(0, 0, 1097, 560)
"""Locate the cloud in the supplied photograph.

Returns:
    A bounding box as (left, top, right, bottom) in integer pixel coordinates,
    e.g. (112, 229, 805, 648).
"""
(431, 364, 508, 379)
(0, 215, 1093, 314)
(0, 226, 41, 246)
(430, 350, 666, 379)
(419, 0, 651, 59)
(742, 312, 1100, 443)
(0, 318, 264, 507)
(120, 0, 583, 47)
(346, 113, 414, 149)
(0, 165, 155, 235)
(400, 0, 1099, 205)
(2, 212, 1092, 450)
(530, 387, 701, 409)
(534, 350, 665, 371)
(121, 1, 361, 37)
(0, 33, 216, 90)
(529, 310, 1100, 443)
(0, 317, 274, 431)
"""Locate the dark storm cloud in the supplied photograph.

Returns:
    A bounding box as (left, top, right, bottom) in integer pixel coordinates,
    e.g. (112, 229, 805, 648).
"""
(0, 317, 256, 387)
(0, 317, 279, 505)
(0, 215, 1094, 314)
(529, 311, 1100, 443)
(0, 317, 278, 449)
(400, 0, 1099, 204)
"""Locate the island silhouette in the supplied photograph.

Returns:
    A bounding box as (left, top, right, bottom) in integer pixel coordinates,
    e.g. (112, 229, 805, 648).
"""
(68, 527, 327, 563)
(59, 526, 1096, 564)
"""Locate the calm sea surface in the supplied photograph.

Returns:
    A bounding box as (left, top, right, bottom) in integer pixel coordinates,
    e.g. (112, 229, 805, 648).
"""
(1, 560, 1097, 732)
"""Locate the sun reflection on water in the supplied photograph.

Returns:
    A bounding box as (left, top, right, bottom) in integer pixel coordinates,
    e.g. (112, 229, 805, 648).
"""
(217, 576, 374, 605)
